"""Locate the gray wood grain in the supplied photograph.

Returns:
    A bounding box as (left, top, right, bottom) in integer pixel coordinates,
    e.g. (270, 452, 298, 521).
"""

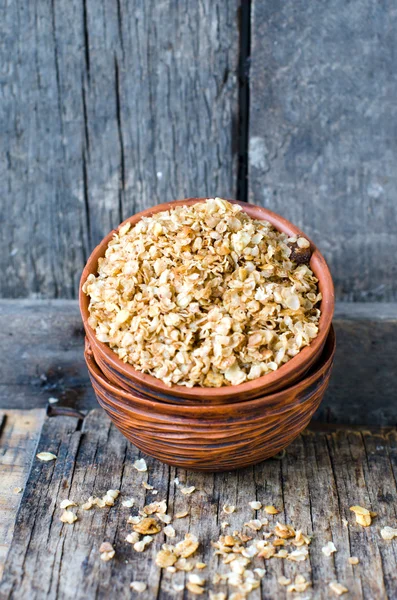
(249, 0, 397, 301)
(1, 300, 396, 426)
(1, 410, 397, 599)
(0, 0, 239, 299)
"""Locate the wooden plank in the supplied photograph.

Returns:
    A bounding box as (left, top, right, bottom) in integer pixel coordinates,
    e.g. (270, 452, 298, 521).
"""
(1, 300, 397, 426)
(0, 0, 239, 299)
(0, 410, 45, 581)
(249, 0, 397, 301)
(1, 410, 397, 598)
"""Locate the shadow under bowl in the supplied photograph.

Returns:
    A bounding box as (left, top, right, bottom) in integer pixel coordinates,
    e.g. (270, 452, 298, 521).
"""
(85, 326, 336, 472)
(80, 198, 335, 405)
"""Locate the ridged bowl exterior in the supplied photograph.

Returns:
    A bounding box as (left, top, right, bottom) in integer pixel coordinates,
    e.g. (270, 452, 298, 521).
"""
(85, 327, 336, 472)
(80, 199, 335, 405)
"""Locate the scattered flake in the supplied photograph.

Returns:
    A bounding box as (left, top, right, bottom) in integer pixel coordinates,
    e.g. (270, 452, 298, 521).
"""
(186, 582, 204, 595)
(60, 510, 77, 524)
(175, 510, 189, 519)
(257, 545, 276, 559)
(142, 482, 155, 490)
(122, 498, 135, 508)
(348, 556, 359, 565)
(128, 515, 142, 525)
(143, 500, 167, 515)
(342, 518, 349, 527)
(157, 513, 172, 524)
(254, 568, 266, 579)
(175, 557, 194, 571)
(329, 582, 349, 596)
(174, 478, 180, 486)
(196, 562, 207, 569)
(322, 541, 337, 556)
(48, 397, 58, 404)
(60, 499, 77, 509)
(167, 566, 176, 573)
(274, 549, 289, 558)
(274, 522, 295, 539)
(82, 497, 95, 510)
(181, 486, 196, 495)
(221, 522, 229, 529)
(244, 519, 262, 531)
(288, 546, 309, 562)
(278, 575, 291, 586)
(381, 526, 397, 540)
(164, 525, 176, 538)
(83, 199, 320, 389)
(99, 542, 115, 561)
(133, 517, 161, 535)
(133, 458, 147, 472)
(175, 533, 199, 558)
(223, 504, 236, 514)
(103, 489, 120, 506)
(350, 505, 372, 527)
(264, 505, 279, 515)
(13, 487, 22, 494)
(125, 532, 140, 544)
(36, 452, 57, 462)
(130, 582, 147, 593)
(287, 575, 311, 593)
(249, 501, 262, 510)
(156, 548, 177, 568)
(133, 536, 153, 552)
(173, 582, 185, 592)
(189, 574, 205, 586)
(209, 593, 226, 600)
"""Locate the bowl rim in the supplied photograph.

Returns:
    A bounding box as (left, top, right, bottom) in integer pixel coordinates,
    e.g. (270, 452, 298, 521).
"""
(79, 198, 335, 399)
(85, 327, 335, 417)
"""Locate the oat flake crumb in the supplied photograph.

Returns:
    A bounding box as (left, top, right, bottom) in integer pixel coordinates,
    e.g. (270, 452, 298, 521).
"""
(130, 582, 147, 593)
(264, 505, 279, 515)
(249, 501, 262, 510)
(122, 498, 135, 508)
(13, 487, 22, 494)
(329, 582, 349, 596)
(181, 486, 196, 495)
(348, 556, 359, 565)
(83, 198, 320, 388)
(322, 541, 337, 556)
(380, 526, 397, 540)
(133, 459, 147, 472)
(99, 542, 115, 561)
(37, 452, 57, 462)
(60, 509, 78, 524)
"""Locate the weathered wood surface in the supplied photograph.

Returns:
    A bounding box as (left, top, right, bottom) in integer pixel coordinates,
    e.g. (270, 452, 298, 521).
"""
(0, 410, 44, 580)
(249, 0, 397, 301)
(1, 300, 397, 426)
(0, 0, 239, 299)
(1, 410, 397, 599)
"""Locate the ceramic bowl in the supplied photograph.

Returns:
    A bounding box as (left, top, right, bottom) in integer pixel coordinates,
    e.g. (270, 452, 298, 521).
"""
(84, 326, 335, 471)
(80, 199, 334, 404)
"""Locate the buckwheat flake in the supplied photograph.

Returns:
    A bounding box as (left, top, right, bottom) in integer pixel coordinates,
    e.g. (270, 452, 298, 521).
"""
(278, 575, 291, 586)
(329, 582, 349, 596)
(125, 532, 140, 544)
(60, 509, 78, 524)
(99, 542, 115, 561)
(122, 498, 135, 508)
(249, 501, 262, 510)
(164, 525, 176, 538)
(142, 482, 154, 490)
(133, 459, 147, 472)
(133, 517, 161, 535)
(175, 510, 189, 519)
(83, 198, 320, 389)
(133, 535, 153, 552)
(60, 499, 77, 509)
(130, 582, 147, 593)
(348, 556, 359, 565)
(181, 486, 196, 495)
(322, 541, 337, 556)
(350, 505, 373, 527)
(264, 505, 279, 515)
(223, 504, 236, 514)
(36, 452, 57, 462)
(380, 526, 397, 540)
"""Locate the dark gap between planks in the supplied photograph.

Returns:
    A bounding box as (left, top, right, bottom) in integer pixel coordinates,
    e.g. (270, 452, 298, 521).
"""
(236, 0, 251, 202)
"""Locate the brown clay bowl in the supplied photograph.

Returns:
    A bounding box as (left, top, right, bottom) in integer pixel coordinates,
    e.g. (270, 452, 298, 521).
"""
(80, 199, 334, 404)
(84, 326, 336, 472)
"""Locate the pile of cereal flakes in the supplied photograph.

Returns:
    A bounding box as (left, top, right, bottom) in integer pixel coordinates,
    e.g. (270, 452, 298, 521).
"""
(83, 198, 321, 387)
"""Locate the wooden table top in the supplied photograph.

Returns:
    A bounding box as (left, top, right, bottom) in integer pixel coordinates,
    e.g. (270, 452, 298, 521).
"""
(1, 408, 396, 599)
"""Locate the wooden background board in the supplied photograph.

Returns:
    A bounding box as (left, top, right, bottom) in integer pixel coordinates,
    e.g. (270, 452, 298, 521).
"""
(249, 0, 397, 301)
(0, 410, 44, 580)
(0, 0, 239, 299)
(1, 300, 396, 426)
(1, 410, 397, 599)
